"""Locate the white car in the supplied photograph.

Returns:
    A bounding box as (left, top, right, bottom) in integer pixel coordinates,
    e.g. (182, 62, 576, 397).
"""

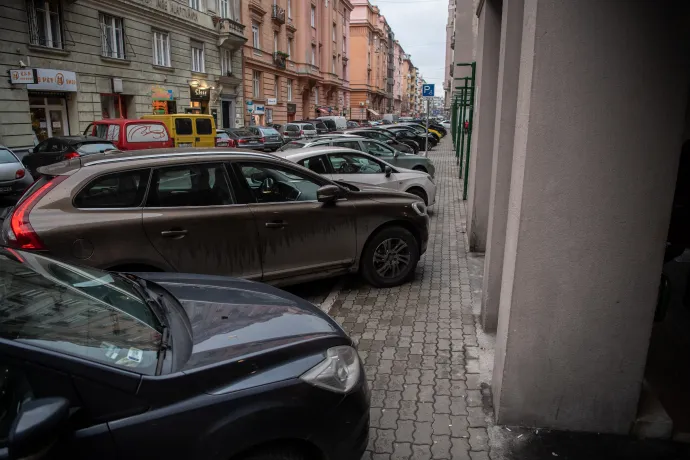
(441, 120, 451, 130)
(274, 146, 437, 206)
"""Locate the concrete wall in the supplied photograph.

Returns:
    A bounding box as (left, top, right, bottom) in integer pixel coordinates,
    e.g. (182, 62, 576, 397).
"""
(493, 0, 690, 433)
(481, 0, 524, 331)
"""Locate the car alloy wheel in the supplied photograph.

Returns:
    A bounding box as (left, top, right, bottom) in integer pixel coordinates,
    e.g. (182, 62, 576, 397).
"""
(361, 226, 419, 287)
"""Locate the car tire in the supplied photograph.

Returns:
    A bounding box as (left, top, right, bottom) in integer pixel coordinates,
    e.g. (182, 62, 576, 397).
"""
(361, 226, 420, 288)
(406, 187, 428, 205)
(240, 448, 308, 460)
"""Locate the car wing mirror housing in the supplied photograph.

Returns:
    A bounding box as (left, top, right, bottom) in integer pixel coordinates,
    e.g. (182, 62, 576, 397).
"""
(317, 184, 342, 202)
(385, 165, 392, 177)
(9, 397, 70, 459)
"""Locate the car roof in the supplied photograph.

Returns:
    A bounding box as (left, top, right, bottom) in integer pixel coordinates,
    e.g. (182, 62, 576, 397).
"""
(272, 146, 370, 162)
(38, 148, 280, 176)
(288, 122, 316, 126)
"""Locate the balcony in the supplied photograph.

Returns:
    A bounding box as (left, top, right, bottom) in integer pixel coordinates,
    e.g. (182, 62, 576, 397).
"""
(449, 64, 454, 77)
(273, 52, 287, 69)
(450, 33, 455, 50)
(272, 5, 286, 24)
(217, 18, 246, 50)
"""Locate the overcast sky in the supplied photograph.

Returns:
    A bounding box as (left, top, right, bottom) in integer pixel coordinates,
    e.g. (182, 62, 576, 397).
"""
(369, 0, 449, 91)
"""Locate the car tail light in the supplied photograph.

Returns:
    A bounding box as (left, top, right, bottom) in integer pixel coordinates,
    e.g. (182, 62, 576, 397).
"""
(15, 169, 25, 179)
(215, 136, 224, 146)
(8, 175, 67, 250)
(228, 139, 236, 147)
(300, 130, 304, 136)
(63, 152, 80, 160)
(239, 139, 247, 144)
(260, 137, 265, 143)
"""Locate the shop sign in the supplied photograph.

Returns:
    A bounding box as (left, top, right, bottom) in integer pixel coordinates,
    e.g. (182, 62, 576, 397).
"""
(27, 69, 77, 92)
(267, 97, 277, 106)
(190, 86, 210, 101)
(10, 69, 37, 84)
(254, 104, 265, 115)
(151, 85, 174, 101)
(287, 103, 297, 114)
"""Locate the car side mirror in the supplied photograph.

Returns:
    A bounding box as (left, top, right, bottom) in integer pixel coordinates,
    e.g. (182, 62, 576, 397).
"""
(317, 184, 342, 203)
(385, 165, 392, 177)
(9, 397, 70, 459)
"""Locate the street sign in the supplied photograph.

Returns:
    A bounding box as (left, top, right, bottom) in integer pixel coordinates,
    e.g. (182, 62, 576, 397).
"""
(9, 69, 36, 84)
(422, 84, 435, 97)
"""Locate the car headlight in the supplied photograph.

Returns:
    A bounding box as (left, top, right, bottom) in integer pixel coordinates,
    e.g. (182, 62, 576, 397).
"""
(412, 201, 427, 216)
(301, 345, 361, 393)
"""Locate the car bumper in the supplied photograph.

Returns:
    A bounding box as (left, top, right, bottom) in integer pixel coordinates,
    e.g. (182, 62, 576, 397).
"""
(263, 142, 283, 151)
(426, 181, 437, 207)
(236, 144, 266, 149)
(420, 215, 429, 254)
(0, 177, 32, 199)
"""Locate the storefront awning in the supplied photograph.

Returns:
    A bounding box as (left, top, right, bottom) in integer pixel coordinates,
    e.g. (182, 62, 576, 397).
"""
(367, 108, 380, 116)
(317, 107, 330, 114)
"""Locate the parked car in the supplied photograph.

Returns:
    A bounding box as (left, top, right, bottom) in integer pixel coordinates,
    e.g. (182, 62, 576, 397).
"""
(317, 116, 348, 131)
(3, 148, 429, 287)
(0, 247, 369, 460)
(399, 123, 441, 141)
(298, 119, 330, 135)
(338, 129, 419, 154)
(246, 125, 284, 151)
(84, 119, 173, 150)
(219, 128, 265, 149)
(0, 145, 33, 201)
(141, 114, 216, 147)
(21, 136, 117, 178)
(383, 126, 437, 150)
(278, 136, 435, 177)
(441, 120, 452, 130)
(275, 146, 436, 206)
(346, 121, 360, 129)
(281, 122, 318, 140)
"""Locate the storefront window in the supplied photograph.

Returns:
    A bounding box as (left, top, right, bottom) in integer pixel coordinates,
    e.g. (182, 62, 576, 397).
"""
(100, 94, 128, 119)
(29, 96, 68, 142)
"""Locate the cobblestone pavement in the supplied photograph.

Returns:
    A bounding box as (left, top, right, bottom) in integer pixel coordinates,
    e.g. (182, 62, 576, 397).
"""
(329, 137, 494, 460)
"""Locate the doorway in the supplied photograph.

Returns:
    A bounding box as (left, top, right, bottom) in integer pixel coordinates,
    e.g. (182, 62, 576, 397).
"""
(29, 95, 69, 142)
(221, 99, 235, 129)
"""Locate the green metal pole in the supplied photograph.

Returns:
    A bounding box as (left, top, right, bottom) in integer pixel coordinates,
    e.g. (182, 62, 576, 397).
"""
(463, 62, 476, 200)
(450, 99, 457, 146)
(458, 82, 467, 169)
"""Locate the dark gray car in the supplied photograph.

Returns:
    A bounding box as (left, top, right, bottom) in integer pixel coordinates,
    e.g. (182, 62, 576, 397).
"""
(246, 126, 284, 152)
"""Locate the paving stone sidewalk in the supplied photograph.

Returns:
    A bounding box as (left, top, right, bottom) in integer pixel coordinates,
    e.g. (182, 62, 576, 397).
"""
(329, 136, 494, 460)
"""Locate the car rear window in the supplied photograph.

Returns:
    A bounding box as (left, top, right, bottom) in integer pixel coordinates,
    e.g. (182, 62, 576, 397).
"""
(76, 142, 117, 154)
(0, 149, 17, 164)
(286, 125, 298, 132)
(261, 128, 280, 136)
(302, 124, 316, 130)
(74, 169, 151, 208)
(196, 118, 213, 135)
(231, 130, 253, 137)
(126, 123, 169, 143)
(279, 142, 306, 151)
(216, 131, 231, 140)
(175, 118, 193, 135)
(314, 122, 327, 130)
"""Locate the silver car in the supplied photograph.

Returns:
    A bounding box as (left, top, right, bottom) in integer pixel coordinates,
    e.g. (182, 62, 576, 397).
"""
(282, 122, 318, 140)
(0, 145, 33, 201)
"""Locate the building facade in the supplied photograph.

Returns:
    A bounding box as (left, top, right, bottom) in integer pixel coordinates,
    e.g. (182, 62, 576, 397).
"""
(392, 41, 404, 115)
(443, 0, 456, 109)
(0, 0, 245, 151)
(241, 0, 352, 127)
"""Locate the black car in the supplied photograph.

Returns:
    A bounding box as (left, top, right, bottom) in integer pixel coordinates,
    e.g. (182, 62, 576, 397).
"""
(223, 128, 265, 149)
(22, 136, 116, 178)
(298, 120, 330, 135)
(343, 128, 420, 154)
(0, 248, 369, 460)
(409, 120, 447, 137)
(399, 123, 441, 142)
(383, 126, 437, 150)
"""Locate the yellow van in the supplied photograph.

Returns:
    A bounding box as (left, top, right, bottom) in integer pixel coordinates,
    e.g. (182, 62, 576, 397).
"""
(141, 114, 216, 147)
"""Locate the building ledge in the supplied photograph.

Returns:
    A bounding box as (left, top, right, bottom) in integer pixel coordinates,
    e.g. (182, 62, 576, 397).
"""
(152, 64, 176, 73)
(100, 56, 131, 65)
(27, 44, 70, 56)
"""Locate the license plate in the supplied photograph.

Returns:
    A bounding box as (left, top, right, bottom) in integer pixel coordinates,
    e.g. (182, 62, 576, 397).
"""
(0, 187, 12, 193)
(178, 143, 193, 147)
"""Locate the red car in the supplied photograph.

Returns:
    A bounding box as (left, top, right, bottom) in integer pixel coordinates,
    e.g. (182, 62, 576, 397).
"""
(84, 119, 173, 150)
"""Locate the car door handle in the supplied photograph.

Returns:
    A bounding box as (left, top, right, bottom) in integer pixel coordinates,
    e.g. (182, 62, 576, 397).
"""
(265, 221, 287, 229)
(161, 229, 188, 238)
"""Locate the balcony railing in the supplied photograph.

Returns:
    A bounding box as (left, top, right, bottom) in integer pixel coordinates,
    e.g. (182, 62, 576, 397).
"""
(272, 5, 286, 24)
(273, 52, 287, 69)
(217, 17, 246, 49)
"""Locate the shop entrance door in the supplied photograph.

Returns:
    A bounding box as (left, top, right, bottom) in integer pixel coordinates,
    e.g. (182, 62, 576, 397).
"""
(29, 96, 69, 142)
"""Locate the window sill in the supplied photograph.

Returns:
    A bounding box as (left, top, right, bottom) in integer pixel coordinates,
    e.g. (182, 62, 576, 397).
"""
(27, 44, 70, 56)
(191, 71, 208, 79)
(100, 56, 131, 65)
(153, 64, 176, 72)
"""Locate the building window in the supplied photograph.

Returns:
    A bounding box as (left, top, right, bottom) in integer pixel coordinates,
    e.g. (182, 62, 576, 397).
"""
(99, 14, 125, 59)
(153, 31, 170, 67)
(189, 0, 200, 10)
(287, 79, 293, 101)
(252, 22, 260, 49)
(311, 45, 316, 66)
(27, 0, 62, 49)
(332, 23, 336, 42)
(274, 31, 278, 52)
(191, 40, 205, 72)
(253, 71, 261, 98)
(220, 48, 232, 75)
(274, 75, 280, 100)
(332, 56, 336, 74)
(287, 38, 293, 58)
(314, 87, 318, 105)
(219, 0, 229, 18)
(310, 5, 315, 27)
(287, 0, 292, 18)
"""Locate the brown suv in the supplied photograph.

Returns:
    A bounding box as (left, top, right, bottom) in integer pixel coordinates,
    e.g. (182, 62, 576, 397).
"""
(2, 149, 429, 287)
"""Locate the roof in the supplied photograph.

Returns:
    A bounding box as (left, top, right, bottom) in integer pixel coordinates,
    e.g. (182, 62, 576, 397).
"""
(272, 146, 368, 162)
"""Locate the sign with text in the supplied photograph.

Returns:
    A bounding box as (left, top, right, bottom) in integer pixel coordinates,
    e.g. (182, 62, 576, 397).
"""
(190, 85, 210, 101)
(27, 69, 77, 92)
(10, 69, 36, 84)
(253, 104, 265, 115)
(267, 97, 277, 106)
(422, 84, 435, 97)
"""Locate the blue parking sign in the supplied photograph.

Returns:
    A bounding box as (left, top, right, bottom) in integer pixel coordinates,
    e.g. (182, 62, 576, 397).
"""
(422, 84, 435, 97)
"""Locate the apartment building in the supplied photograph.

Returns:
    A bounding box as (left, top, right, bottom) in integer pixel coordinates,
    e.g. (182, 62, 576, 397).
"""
(241, 0, 352, 126)
(443, 0, 456, 108)
(392, 41, 404, 115)
(0, 0, 245, 151)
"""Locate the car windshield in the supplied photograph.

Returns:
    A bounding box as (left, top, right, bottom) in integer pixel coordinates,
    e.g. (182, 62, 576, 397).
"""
(216, 131, 231, 139)
(76, 142, 116, 154)
(322, 119, 337, 130)
(0, 149, 17, 164)
(302, 124, 316, 130)
(0, 250, 162, 375)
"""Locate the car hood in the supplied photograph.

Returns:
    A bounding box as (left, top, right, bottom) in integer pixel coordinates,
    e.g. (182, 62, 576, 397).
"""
(139, 273, 344, 370)
(339, 181, 418, 200)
